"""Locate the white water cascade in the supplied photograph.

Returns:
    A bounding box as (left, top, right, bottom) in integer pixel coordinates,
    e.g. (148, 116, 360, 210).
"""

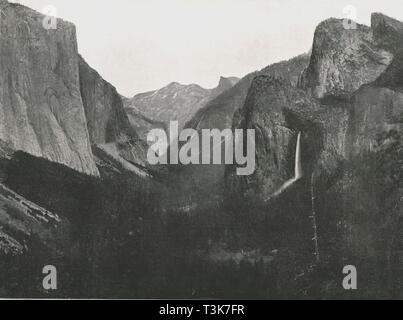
(266, 131, 320, 262)
(294, 132, 303, 180)
(272, 132, 303, 197)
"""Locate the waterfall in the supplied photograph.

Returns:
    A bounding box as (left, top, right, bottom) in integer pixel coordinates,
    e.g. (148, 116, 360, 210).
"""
(271, 131, 303, 198)
(295, 132, 303, 179)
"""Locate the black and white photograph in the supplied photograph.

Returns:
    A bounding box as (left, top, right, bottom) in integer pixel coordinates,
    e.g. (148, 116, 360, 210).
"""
(0, 0, 403, 303)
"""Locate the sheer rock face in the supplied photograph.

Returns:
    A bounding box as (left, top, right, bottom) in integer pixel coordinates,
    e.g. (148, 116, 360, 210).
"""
(226, 76, 316, 200)
(347, 52, 403, 159)
(299, 14, 403, 173)
(79, 57, 148, 171)
(226, 76, 347, 202)
(79, 57, 132, 145)
(348, 86, 403, 157)
(227, 14, 403, 205)
(371, 13, 403, 54)
(0, 2, 99, 176)
(223, 14, 403, 264)
(324, 64, 403, 258)
(300, 18, 393, 100)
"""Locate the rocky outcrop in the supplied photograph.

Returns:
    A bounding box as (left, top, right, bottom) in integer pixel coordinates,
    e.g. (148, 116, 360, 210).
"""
(226, 77, 305, 200)
(346, 50, 403, 159)
(347, 86, 403, 158)
(300, 18, 393, 101)
(0, 182, 62, 256)
(371, 13, 403, 54)
(321, 22, 403, 265)
(79, 57, 148, 174)
(225, 13, 403, 273)
(228, 14, 403, 202)
(79, 56, 133, 145)
(0, 1, 99, 176)
(125, 76, 240, 133)
(225, 75, 346, 202)
(374, 49, 403, 91)
(211, 76, 240, 98)
(0, 1, 148, 177)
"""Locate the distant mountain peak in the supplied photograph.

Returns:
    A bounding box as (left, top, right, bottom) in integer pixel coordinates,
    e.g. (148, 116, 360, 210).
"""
(217, 76, 240, 89)
(167, 81, 182, 88)
(125, 76, 239, 133)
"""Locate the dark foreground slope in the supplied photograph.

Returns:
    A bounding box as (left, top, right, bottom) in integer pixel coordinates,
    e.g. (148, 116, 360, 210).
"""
(1, 151, 313, 299)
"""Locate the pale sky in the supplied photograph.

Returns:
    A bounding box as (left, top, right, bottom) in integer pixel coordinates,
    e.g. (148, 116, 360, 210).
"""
(11, 0, 403, 97)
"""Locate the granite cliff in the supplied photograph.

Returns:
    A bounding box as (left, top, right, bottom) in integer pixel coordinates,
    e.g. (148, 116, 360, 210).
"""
(0, 1, 99, 176)
(79, 57, 148, 175)
(0, 1, 148, 263)
(225, 13, 403, 279)
(300, 17, 393, 101)
(0, 1, 148, 178)
(227, 14, 403, 200)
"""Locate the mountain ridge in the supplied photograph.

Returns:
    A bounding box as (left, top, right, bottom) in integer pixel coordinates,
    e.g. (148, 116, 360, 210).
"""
(124, 76, 240, 133)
